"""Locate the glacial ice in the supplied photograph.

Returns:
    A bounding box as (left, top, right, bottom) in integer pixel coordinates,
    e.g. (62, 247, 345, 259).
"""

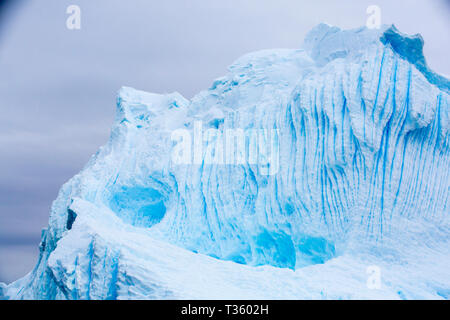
(2, 24, 449, 300)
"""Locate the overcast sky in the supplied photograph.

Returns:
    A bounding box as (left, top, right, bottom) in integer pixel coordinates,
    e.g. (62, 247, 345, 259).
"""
(0, 0, 449, 283)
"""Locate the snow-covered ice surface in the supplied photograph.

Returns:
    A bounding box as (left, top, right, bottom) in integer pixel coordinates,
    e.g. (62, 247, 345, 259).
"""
(2, 24, 449, 300)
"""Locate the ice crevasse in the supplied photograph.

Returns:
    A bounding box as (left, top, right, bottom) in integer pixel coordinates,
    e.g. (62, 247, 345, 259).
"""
(2, 24, 449, 299)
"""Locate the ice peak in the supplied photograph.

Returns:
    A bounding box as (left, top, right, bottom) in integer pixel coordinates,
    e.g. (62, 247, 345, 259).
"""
(115, 86, 189, 125)
(303, 23, 385, 66)
(303, 23, 449, 93)
(380, 25, 425, 67)
(380, 25, 450, 93)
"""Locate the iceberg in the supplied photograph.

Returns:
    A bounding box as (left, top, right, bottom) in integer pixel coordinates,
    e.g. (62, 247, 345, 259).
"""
(2, 24, 449, 299)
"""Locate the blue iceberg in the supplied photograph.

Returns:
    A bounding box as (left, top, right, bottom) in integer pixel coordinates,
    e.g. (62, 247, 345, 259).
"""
(2, 24, 449, 300)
